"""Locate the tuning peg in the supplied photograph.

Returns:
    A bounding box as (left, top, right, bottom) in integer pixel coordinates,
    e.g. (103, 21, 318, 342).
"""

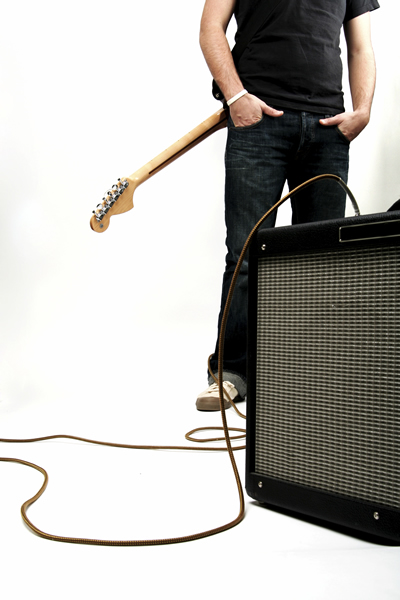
(93, 178, 128, 222)
(118, 178, 129, 189)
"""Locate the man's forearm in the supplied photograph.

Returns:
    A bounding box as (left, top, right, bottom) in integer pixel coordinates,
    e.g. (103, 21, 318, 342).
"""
(347, 47, 376, 124)
(200, 22, 244, 100)
(199, 0, 283, 126)
(320, 13, 376, 141)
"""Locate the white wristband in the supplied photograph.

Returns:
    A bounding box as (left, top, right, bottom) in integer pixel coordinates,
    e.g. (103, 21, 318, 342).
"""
(226, 89, 248, 106)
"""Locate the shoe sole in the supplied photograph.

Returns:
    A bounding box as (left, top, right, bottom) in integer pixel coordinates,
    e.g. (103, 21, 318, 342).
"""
(195, 397, 231, 411)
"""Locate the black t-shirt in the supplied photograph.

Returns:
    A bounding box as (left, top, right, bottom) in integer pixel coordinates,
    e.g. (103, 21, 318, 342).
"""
(234, 0, 380, 114)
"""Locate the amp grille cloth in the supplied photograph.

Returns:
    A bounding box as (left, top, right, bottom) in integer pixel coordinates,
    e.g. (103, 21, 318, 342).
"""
(255, 245, 400, 509)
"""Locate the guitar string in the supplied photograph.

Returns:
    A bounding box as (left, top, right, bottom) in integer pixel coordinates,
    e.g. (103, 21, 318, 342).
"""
(0, 175, 357, 546)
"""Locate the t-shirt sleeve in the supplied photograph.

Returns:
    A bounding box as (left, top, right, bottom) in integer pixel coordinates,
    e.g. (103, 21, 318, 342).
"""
(344, 0, 380, 23)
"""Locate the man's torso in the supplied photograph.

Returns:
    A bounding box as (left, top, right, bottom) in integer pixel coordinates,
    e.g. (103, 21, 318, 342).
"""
(234, 0, 379, 114)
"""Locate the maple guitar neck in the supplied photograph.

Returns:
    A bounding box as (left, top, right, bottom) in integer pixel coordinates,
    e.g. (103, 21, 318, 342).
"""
(90, 108, 228, 233)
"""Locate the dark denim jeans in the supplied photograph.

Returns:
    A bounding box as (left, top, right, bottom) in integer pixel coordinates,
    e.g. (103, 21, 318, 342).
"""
(209, 109, 350, 397)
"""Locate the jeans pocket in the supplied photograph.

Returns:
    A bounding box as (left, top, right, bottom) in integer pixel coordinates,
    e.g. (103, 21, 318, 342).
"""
(336, 126, 351, 144)
(229, 113, 265, 131)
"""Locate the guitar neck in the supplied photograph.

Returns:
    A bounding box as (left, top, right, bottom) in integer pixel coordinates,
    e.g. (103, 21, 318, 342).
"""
(90, 108, 228, 233)
(129, 107, 228, 188)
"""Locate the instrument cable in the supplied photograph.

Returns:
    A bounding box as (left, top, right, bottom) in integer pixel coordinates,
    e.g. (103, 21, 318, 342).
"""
(0, 174, 359, 546)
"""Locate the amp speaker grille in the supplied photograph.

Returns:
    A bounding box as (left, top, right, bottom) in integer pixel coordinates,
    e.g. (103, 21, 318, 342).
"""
(255, 245, 400, 509)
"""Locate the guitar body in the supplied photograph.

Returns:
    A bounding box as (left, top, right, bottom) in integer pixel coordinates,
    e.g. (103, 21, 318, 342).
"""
(90, 108, 228, 232)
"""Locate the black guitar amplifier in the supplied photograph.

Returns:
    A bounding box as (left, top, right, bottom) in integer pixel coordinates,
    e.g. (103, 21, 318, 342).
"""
(246, 210, 400, 543)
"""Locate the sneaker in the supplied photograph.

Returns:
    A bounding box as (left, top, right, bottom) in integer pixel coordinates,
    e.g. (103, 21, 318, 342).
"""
(196, 381, 239, 411)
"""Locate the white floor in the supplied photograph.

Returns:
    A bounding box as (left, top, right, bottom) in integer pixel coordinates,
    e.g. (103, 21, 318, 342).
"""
(1, 322, 399, 600)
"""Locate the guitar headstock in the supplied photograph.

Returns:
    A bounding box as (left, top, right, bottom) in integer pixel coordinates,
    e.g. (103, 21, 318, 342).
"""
(90, 108, 229, 233)
(90, 178, 134, 233)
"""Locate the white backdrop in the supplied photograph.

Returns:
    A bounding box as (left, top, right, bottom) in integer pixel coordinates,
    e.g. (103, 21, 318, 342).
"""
(1, 2, 400, 599)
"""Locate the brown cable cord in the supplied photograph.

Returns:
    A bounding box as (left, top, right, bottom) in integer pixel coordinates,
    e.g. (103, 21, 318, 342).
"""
(0, 438, 246, 547)
(0, 175, 359, 546)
